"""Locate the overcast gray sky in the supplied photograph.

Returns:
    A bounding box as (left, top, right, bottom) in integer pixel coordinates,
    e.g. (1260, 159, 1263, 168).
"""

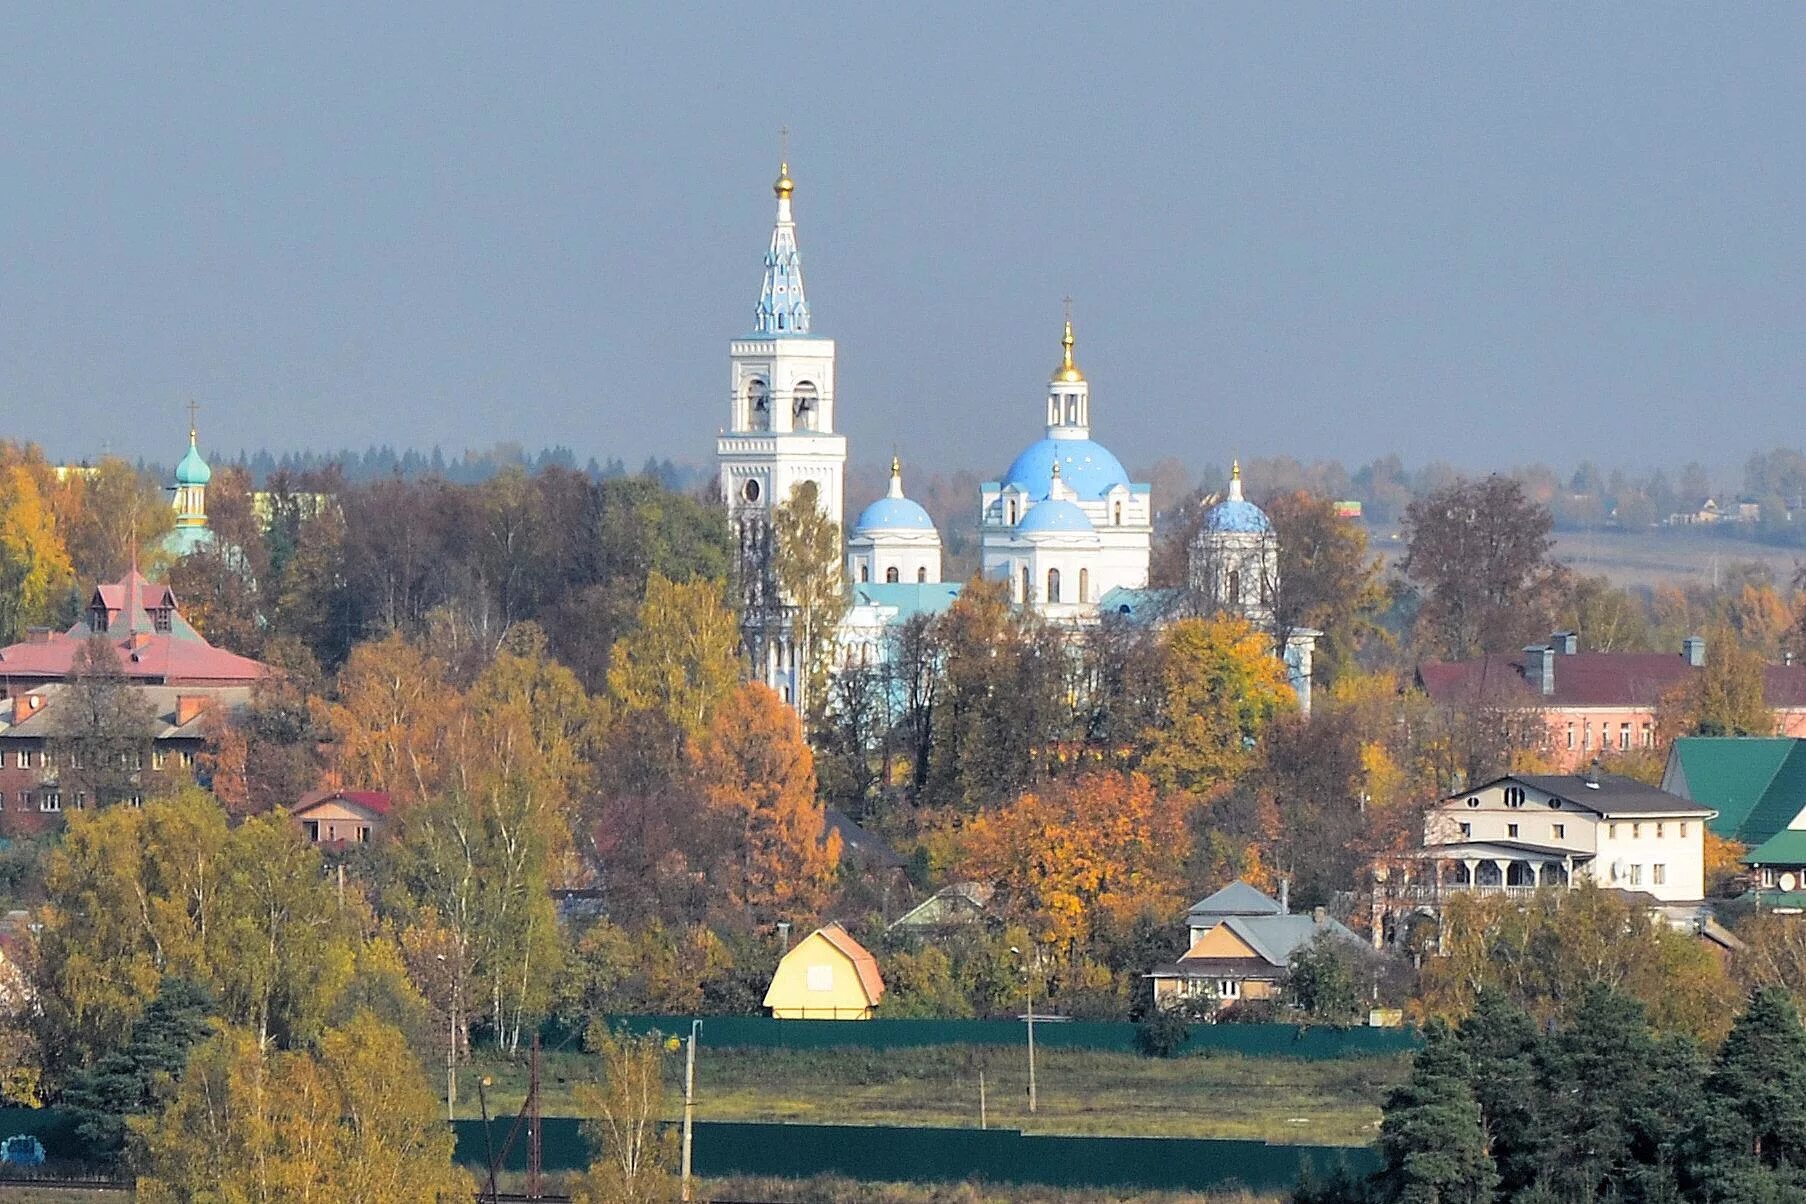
(2, 6, 1801, 476)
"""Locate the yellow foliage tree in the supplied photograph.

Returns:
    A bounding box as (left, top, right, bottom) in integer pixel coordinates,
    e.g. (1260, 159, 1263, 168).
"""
(1144, 615, 1296, 795)
(0, 461, 74, 643)
(570, 1026, 680, 1204)
(958, 771, 1191, 950)
(607, 572, 741, 749)
(327, 632, 459, 806)
(691, 683, 839, 926)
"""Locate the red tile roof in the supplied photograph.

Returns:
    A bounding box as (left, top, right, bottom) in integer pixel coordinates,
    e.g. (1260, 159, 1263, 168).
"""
(294, 789, 392, 818)
(0, 569, 268, 687)
(1418, 651, 1806, 709)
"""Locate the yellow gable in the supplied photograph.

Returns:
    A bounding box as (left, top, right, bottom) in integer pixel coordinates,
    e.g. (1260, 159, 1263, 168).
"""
(1184, 923, 1259, 960)
(763, 928, 881, 1020)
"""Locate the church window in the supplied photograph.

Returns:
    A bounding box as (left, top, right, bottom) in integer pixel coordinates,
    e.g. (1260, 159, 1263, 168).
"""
(741, 478, 762, 504)
(1079, 568, 1089, 602)
(793, 382, 819, 430)
(859, 565, 869, 583)
(917, 567, 927, 583)
(1020, 566, 1030, 602)
(1047, 568, 1061, 603)
(746, 380, 770, 430)
(1227, 569, 1241, 605)
(885, 567, 899, 584)
(1114, 502, 1122, 525)
(1007, 499, 1017, 524)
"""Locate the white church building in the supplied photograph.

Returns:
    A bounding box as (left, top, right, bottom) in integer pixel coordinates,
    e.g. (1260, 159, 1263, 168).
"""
(715, 158, 1310, 709)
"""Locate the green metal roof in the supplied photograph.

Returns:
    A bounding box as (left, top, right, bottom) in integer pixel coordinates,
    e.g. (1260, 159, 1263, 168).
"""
(1745, 830, 1806, 867)
(1665, 737, 1804, 842)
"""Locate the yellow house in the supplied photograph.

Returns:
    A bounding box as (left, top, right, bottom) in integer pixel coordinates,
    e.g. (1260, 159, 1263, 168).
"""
(763, 923, 885, 1019)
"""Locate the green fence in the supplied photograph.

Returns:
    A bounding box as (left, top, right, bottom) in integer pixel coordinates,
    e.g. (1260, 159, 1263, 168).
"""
(453, 1118, 1379, 1193)
(593, 1015, 1419, 1059)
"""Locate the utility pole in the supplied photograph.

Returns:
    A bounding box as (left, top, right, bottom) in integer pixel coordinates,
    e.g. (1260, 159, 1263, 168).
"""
(1010, 945, 1037, 1114)
(527, 1036, 542, 1200)
(979, 1070, 987, 1130)
(681, 1019, 700, 1202)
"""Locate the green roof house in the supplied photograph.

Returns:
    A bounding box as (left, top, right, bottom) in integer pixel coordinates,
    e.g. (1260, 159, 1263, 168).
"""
(1662, 737, 1806, 896)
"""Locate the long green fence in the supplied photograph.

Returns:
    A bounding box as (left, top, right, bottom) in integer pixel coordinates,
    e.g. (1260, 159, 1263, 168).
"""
(591, 1015, 1419, 1059)
(453, 1118, 1379, 1194)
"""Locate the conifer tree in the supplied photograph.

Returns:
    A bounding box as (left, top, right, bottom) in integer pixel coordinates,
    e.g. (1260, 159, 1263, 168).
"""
(1372, 1020, 1495, 1204)
(1683, 987, 1806, 1200)
(1455, 988, 1543, 1197)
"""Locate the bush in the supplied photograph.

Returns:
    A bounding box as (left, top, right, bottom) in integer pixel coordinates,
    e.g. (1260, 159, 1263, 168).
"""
(1135, 1009, 1193, 1058)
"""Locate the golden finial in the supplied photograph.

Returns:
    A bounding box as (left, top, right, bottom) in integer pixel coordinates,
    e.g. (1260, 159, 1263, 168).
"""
(1055, 298, 1084, 382)
(186, 398, 200, 443)
(1232, 459, 1241, 482)
(891, 455, 902, 477)
(1051, 459, 1061, 478)
(774, 126, 794, 199)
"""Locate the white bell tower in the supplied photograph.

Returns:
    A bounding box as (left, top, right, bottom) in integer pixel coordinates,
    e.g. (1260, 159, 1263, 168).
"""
(716, 157, 847, 708)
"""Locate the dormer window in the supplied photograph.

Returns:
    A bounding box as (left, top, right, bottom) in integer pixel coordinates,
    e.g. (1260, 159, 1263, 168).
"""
(152, 607, 172, 633)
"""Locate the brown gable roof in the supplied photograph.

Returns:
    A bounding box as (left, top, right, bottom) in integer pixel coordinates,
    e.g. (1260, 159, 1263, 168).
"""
(814, 922, 885, 1005)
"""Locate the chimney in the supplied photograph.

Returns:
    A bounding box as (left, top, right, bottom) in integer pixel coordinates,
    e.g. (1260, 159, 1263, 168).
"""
(1312, 905, 1327, 925)
(1551, 631, 1578, 655)
(175, 695, 213, 727)
(1523, 646, 1556, 695)
(1683, 636, 1706, 668)
(23, 627, 51, 645)
(1278, 879, 1290, 915)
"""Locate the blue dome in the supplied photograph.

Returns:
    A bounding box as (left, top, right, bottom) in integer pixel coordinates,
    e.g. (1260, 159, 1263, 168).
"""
(1016, 498, 1096, 535)
(1202, 498, 1273, 534)
(1002, 438, 1130, 501)
(855, 495, 936, 533)
(175, 439, 211, 486)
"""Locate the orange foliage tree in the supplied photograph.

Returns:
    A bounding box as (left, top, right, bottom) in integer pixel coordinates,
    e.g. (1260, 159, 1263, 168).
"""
(956, 771, 1191, 950)
(691, 683, 840, 926)
(325, 632, 459, 806)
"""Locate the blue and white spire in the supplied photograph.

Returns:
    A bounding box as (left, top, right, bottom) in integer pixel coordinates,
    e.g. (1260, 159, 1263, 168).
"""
(754, 161, 810, 336)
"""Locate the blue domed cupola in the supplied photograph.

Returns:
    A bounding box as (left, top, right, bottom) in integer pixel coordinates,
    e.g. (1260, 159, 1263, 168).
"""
(175, 428, 212, 488)
(847, 458, 943, 586)
(1201, 460, 1273, 534)
(164, 411, 216, 559)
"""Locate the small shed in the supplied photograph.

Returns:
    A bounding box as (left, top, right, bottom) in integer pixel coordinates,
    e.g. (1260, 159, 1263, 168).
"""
(763, 923, 885, 1020)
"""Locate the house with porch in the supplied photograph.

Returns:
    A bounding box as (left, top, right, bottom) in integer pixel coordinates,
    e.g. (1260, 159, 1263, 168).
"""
(1371, 771, 1715, 946)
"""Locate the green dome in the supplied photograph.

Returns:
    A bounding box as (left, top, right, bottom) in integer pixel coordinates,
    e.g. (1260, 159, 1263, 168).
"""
(175, 435, 212, 486)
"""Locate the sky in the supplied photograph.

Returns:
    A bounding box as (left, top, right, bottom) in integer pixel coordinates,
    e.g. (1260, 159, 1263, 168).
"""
(2, 6, 1802, 478)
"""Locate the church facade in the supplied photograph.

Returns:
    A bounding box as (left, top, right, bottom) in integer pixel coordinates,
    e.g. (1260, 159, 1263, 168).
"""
(715, 161, 1310, 710)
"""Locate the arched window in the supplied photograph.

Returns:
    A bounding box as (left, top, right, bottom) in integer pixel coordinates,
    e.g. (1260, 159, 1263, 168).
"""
(1227, 569, 1241, 605)
(746, 380, 770, 431)
(885, 566, 899, 584)
(1007, 499, 1017, 524)
(1114, 502, 1123, 525)
(1020, 565, 1031, 602)
(1047, 568, 1061, 604)
(792, 381, 820, 430)
(917, 566, 927, 583)
(859, 565, 869, 583)
(1079, 568, 1089, 602)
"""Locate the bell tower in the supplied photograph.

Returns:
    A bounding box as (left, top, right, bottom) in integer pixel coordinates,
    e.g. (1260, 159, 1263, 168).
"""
(716, 155, 847, 709)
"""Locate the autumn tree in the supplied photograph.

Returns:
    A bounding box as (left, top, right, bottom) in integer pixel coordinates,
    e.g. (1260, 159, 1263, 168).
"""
(57, 458, 174, 583)
(1143, 615, 1296, 796)
(1263, 489, 1387, 683)
(53, 636, 160, 807)
(771, 479, 847, 718)
(607, 571, 741, 751)
(1401, 475, 1565, 659)
(691, 683, 840, 926)
(327, 632, 459, 806)
(957, 772, 1189, 951)
(571, 1026, 680, 1204)
(0, 460, 74, 643)
(132, 1013, 469, 1203)
(1658, 625, 1773, 740)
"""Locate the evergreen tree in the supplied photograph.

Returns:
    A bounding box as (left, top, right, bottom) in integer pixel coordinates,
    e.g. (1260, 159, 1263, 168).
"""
(1682, 987, 1806, 1201)
(61, 978, 215, 1162)
(1372, 1020, 1495, 1204)
(1455, 988, 1544, 1197)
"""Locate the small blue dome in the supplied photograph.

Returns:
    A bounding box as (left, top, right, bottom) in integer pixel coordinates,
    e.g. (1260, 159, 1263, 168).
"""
(1202, 498, 1273, 534)
(856, 495, 936, 533)
(175, 438, 211, 486)
(1002, 438, 1130, 501)
(1017, 498, 1096, 535)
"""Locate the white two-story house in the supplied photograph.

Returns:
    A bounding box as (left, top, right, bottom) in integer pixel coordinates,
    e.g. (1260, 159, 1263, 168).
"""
(1371, 771, 1716, 946)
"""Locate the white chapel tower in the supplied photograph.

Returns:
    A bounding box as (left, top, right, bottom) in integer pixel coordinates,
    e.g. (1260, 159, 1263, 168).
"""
(717, 159, 847, 706)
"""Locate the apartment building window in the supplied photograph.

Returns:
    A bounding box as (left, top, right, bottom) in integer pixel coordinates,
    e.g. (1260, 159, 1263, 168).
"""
(1632, 823, 1641, 838)
(33, 750, 46, 769)
(73, 793, 86, 810)
(1620, 723, 1631, 750)
(1507, 823, 1520, 838)
(1656, 823, 1664, 838)
(1642, 724, 1655, 749)
(1680, 823, 1689, 837)
(1609, 823, 1618, 838)
(40, 792, 60, 813)
(1764, 868, 1779, 888)
(1653, 865, 1666, 886)
(180, 750, 195, 769)
(1459, 822, 1472, 838)
(152, 749, 167, 771)
(12, 751, 25, 770)
(1566, 724, 1575, 750)
(1628, 864, 1643, 886)
(1552, 823, 1566, 840)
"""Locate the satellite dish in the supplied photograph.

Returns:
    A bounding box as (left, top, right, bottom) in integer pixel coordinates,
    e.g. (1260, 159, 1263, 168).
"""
(1782, 873, 1798, 893)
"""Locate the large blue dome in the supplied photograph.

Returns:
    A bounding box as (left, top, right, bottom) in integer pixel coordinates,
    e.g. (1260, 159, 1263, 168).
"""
(1202, 498, 1273, 534)
(1017, 498, 1096, 535)
(855, 495, 936, 533)
(1002, 438, 1130, 501)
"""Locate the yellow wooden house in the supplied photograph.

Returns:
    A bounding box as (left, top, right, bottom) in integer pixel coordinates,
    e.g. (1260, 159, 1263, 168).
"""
(763, 923, 885, 1019)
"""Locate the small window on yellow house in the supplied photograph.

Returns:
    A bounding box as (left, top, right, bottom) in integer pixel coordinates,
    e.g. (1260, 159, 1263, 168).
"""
(807, 965, 834, 992)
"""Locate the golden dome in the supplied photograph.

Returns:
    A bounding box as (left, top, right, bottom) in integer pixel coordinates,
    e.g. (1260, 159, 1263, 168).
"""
(774, 161, 795, 199)
(1054, 318, 1085, 383)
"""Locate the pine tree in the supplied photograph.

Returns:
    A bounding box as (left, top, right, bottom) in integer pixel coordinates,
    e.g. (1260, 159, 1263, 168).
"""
(1683, 988, 1806, 1200)
(61, 978, 214, 1162)
(1373, 1020, 1496, 1204)
(1455, 988, 1543, 1196)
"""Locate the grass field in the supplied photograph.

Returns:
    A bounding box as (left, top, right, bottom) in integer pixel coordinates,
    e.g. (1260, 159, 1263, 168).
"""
(464, 1045, 1406, 1147)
